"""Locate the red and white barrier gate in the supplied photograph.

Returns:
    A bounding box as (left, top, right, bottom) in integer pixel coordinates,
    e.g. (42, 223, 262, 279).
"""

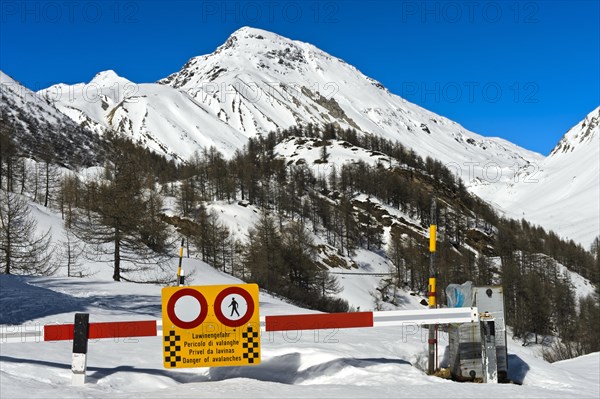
(1, 307, 479, 385)
(0, 307, 478, 343)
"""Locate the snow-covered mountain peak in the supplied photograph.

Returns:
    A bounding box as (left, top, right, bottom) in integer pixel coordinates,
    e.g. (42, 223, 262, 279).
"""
(41, 69, 134, 107)
(214, 26, 310, 57)
(550, 106, 599, 158)
(89, 69, 132, 87)
(220, 26, 286, 48)
(155, 28, 544, 192)
(484, 107, 600, 248)
(160, 25, 377, 93)
(231, 25, 281, 38)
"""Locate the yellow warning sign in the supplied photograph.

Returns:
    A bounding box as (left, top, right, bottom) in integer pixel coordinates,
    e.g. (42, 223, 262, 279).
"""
(161, 284, 260, 368)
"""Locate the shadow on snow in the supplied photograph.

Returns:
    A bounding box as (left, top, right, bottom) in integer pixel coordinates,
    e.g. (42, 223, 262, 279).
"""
(0, 352, 412, 386)
(0, 275, 161, 324)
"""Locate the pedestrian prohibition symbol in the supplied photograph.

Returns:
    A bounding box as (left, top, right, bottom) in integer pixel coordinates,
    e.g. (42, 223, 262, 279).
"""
(161, 284, 260, 368)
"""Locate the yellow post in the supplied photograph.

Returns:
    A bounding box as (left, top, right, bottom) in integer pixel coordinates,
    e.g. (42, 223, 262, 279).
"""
(428, 199, 437, 375)
(428, 224, 437, 307)
(177, 239, 184, 286)
(428, 277, 437, 308)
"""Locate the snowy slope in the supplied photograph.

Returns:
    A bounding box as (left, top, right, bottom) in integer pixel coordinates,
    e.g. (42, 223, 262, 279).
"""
(274, 136, 398, 178)
(473, 107, 600, 248)
(2, 71, 68, 127)
(2, 197, 599, 396)
(1, 188, 599, 398)
(0, 71, 104, 166)
(1, 272, 599, 398)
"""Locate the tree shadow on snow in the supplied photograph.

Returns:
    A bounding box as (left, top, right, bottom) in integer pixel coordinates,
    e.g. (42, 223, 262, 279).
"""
(209, 353, 411, 384)
(82, 294, 161, 318)
(0, 275, 162, 325)
(85, 365, 209, 384)
(0, 356, 72, 370)
(208, 353, 302, 384)
(0, 275, 86, 324)
(0, 355, 209, 384)
(1, 353, 411, 386)
(27, 276, 163, 317)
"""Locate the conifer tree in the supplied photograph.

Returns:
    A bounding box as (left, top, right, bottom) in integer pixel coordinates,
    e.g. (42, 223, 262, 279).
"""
(244, 212, 284, 291)
(0, 190, 54, 275)
(72, 134, 171, 282)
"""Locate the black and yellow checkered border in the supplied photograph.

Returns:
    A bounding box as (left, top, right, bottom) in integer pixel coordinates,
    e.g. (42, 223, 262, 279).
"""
(164, 330, 182, 367)
(242, 326, 260, 364)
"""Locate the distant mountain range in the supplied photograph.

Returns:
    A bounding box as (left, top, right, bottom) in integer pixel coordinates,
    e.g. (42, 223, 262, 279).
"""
(1, 26, 597, 247)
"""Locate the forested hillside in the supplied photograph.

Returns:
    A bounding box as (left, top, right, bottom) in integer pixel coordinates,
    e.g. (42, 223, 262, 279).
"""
(1, 123, 598, 359)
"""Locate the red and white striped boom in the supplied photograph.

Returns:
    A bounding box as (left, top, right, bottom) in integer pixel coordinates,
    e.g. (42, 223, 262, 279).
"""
(0, 308, 478, 344)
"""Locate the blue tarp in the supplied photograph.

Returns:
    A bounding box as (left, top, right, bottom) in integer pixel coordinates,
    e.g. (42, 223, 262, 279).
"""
(446, 281, 473, 308)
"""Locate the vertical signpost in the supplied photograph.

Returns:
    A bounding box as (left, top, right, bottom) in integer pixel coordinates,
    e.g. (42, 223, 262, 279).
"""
(71, 313, 89, 386)
(177, 239, 185, 286)
(428, 199, 437, 375)
(162, 284, 260, 368)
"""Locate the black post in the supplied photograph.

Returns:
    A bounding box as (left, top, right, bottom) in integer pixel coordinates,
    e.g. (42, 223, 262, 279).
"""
(72, 313, 89, 385)
(73, 313, 89, 354)
(179, 269, 185, 286)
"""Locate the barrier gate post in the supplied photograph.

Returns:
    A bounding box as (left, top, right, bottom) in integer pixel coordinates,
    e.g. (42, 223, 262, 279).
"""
(480, 313, 498, 383)
(72, 313, 89, 386)
(428, 199, 437, 375)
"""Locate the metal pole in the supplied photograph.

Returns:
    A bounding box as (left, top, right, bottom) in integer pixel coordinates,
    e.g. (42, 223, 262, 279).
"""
(480, 313, 498, 383)
(428, 198, 437, 375)
(177, 238, 184, 286)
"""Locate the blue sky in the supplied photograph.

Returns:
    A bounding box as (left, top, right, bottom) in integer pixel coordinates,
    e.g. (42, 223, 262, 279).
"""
(1, 0, 598, 155)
